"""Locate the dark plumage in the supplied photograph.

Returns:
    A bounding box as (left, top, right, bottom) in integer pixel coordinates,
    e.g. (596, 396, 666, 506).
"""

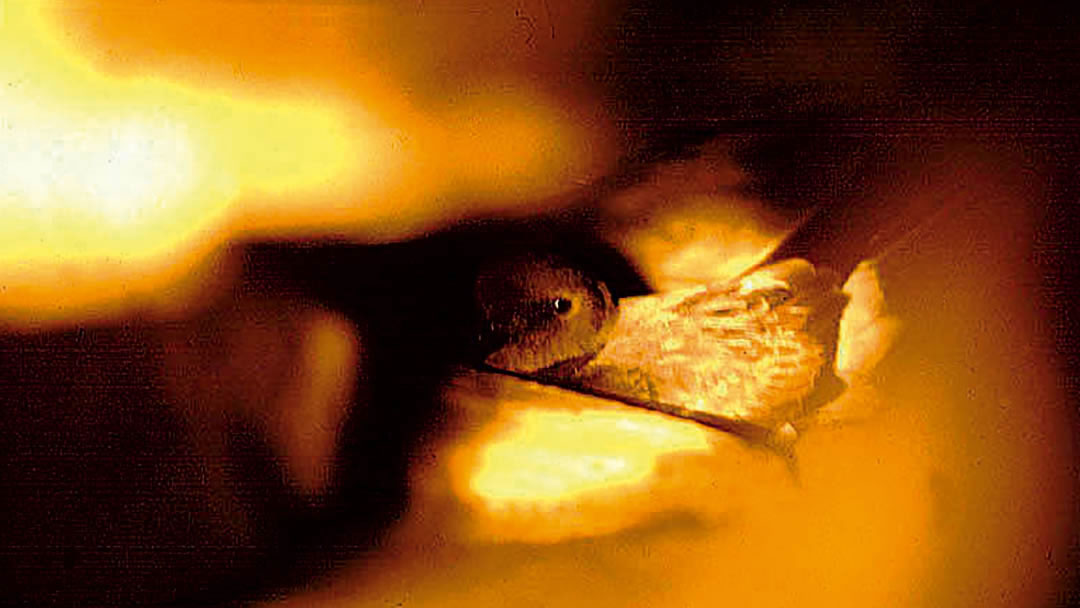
(475, 254, 618, 374)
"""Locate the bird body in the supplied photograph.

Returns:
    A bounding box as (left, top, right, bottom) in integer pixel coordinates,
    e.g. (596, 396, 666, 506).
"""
(575, 259, 845, 425)
(475, 255, 849, 435)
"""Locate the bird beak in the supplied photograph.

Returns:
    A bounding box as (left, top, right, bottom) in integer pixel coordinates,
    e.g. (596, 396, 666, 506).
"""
(478, 259, 852, 453)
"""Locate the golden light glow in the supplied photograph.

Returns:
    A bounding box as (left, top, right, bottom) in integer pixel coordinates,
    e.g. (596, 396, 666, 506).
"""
(599, 143, 793, 291)
(466, 406, 710, 507)
(0, 0, 371, 322)
(441, 381, 720, 543)
(834, 260, 901, 386)
(0, 0, 612, 324)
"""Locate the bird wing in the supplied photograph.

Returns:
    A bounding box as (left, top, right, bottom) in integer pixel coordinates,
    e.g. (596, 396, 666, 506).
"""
(567, 258, 849, 427)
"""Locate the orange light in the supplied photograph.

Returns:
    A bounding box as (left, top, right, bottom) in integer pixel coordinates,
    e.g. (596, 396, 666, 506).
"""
(466, 406, 711, 507)
(442, 381, 722, 543)
(0, 1, 372, 322)
(0, 0, 613, 325)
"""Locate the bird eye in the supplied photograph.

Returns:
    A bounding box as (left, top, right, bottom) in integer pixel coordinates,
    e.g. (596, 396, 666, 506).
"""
(552, 297, 574, 315)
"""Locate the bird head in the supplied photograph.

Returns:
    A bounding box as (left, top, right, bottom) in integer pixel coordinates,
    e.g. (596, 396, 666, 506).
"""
(474, 254, 618, 375)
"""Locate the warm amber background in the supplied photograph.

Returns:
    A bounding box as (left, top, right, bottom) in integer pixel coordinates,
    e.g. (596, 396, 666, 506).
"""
(259, 139, 1078, 608)
(1, 1, 1078, 606)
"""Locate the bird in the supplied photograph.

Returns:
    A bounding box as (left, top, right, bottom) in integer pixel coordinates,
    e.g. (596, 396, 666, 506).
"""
(473, 254, 619, 375)
(473, 252, 848, 447)
(470, 176, 944, 447)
